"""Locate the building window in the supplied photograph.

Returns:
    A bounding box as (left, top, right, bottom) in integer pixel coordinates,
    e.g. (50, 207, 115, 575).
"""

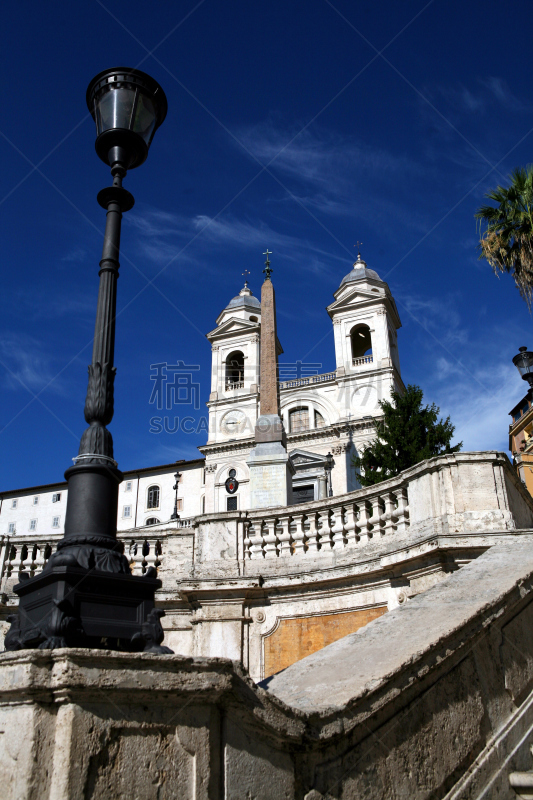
(201, 496, 205, 514)
(227, 496, 238, 511)
(225, 350, 244, 388)
(289, 407, 309, 433)
(8, 523, 15, 534)
(52, 517, 60, 529)
(351, 324, 372, 359)
(147, 485, 160, 509)
(52, 493, 61, 503)
(202, 468, 206, 486)
(315, 410, 326, 428)
(33, 496, 39, 506)
(125, 481, 132, 492)
(145, 517, 160, 526)
(123, 506, 132, 519)
(11, 500, 17, 509)
(29, 519, 37, 531)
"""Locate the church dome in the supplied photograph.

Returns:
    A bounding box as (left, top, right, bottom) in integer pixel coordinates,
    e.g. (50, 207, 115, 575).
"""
(224, 283, 261, 311)
(340, 253, 381, 286)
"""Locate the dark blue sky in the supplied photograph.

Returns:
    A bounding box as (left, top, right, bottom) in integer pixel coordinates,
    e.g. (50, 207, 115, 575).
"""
(1, 0, 532, 490)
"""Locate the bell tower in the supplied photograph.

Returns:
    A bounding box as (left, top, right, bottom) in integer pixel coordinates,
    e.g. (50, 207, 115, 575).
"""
(327, 251, 404, 420)
(205, 281, 262, 445)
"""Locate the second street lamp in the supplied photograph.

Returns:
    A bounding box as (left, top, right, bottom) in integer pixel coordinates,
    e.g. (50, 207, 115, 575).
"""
(5, 68, 172, 654)
(170, 472, 182, 520)
(513, 346, 533, 399)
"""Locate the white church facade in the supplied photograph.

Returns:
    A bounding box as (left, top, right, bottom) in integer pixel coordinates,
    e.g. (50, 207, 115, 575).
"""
(0, 253, 404, 534)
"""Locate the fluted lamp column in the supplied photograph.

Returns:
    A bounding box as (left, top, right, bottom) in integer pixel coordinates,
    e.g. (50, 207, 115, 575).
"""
(5, 68, 172, 653)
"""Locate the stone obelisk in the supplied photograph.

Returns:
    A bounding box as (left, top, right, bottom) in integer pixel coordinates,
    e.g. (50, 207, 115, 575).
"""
(248, 251, 294, 508)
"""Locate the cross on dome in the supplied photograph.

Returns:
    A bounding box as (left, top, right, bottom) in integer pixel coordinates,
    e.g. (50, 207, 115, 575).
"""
(353, 242, 366, 267)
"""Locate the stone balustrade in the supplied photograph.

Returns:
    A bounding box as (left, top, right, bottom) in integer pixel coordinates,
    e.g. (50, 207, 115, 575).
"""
(352, 355, 373, 366)
(225, 381, 244, 390)
(279, 371, 336, 390)
(243, 483, 409, 559)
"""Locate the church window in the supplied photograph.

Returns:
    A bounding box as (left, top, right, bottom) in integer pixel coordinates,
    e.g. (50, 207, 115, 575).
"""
(201, 496, 205, 514)
(225, 351, 244, 388)
(289, 407, 309, 433)
(227, 496, 238, 511)
(147, 485, 160, 509)
(314, 410, 326, 428)
(351, 325, 372, 360)
(145, 517, 160, 526)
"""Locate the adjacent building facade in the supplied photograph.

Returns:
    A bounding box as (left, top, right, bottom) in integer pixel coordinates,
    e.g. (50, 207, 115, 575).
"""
(509, 392, 533, 495)
(1, 253, 404, 533)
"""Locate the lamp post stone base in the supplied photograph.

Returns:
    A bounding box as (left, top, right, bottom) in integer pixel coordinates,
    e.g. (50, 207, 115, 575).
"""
(5, 566, 171, 653)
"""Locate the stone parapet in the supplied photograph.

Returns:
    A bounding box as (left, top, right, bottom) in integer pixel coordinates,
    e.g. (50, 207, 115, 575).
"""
(4, 539, 533, 798)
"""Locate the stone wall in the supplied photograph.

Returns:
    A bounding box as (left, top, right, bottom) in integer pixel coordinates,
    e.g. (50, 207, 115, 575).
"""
(4, 539, 533, 798)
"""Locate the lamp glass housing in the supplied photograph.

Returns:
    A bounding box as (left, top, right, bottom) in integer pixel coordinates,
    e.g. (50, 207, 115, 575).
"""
(87, 67, 167, 169)
(513, 347, 533, 380)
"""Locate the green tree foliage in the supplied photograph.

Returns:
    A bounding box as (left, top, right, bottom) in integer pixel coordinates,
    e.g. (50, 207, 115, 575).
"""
(475, 165, 533, 309)
(352, 385, 462, 486)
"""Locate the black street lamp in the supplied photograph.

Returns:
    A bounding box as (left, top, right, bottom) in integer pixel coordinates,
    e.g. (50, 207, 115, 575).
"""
(513, 346, 533, 399)
(5, 68, 171, 654)
(170, 472, 181, 520)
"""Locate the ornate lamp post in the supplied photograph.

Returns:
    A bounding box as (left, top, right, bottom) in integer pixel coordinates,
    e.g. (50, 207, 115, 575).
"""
(6, 68, 171, 654)
(513, 346, 533, 399)
(170, 471, 181, 520)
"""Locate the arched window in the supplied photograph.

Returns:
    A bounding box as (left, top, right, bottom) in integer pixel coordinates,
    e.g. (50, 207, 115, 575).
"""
(225, 351, 244, 388)
(351, 324, 372, 361)
(147, 485, 160, 509)
(289, 407, 309, 433)
(314, 410, 326, 428)
(145, 517, 160, 526)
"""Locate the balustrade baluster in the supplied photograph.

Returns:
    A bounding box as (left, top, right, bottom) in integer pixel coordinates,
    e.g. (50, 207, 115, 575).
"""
(263, 518, 278, 558)
(144, 540, 159, 573)
(291, 513, 306, 554)
(243, 521, 252, 559)
(5, 546, 16, 579)
(318, 509, 332, 550)
(383, 493, 396, 536)
(394, 488, 410, 535)
(250, 522, 265, 559)
(277, 515, 291, 556)
(330, 505, 346, 548)
(368, 496, 383, 538)
(306, 513, 319, 553)
(358, 502, 371, 544)
(32, 544, 46, 576)
(127, 540, 144, 575)
(344, 503, 358, 545)
(18, 545, 30, 578)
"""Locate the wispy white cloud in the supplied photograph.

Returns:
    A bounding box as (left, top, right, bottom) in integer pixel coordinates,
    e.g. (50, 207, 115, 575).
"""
(61, 246, 88, 264)
(126, 204, 347, 273)
(233, 123, 430, 233)
(0, 333, 70, 396)
(482, 77, 532, 113)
